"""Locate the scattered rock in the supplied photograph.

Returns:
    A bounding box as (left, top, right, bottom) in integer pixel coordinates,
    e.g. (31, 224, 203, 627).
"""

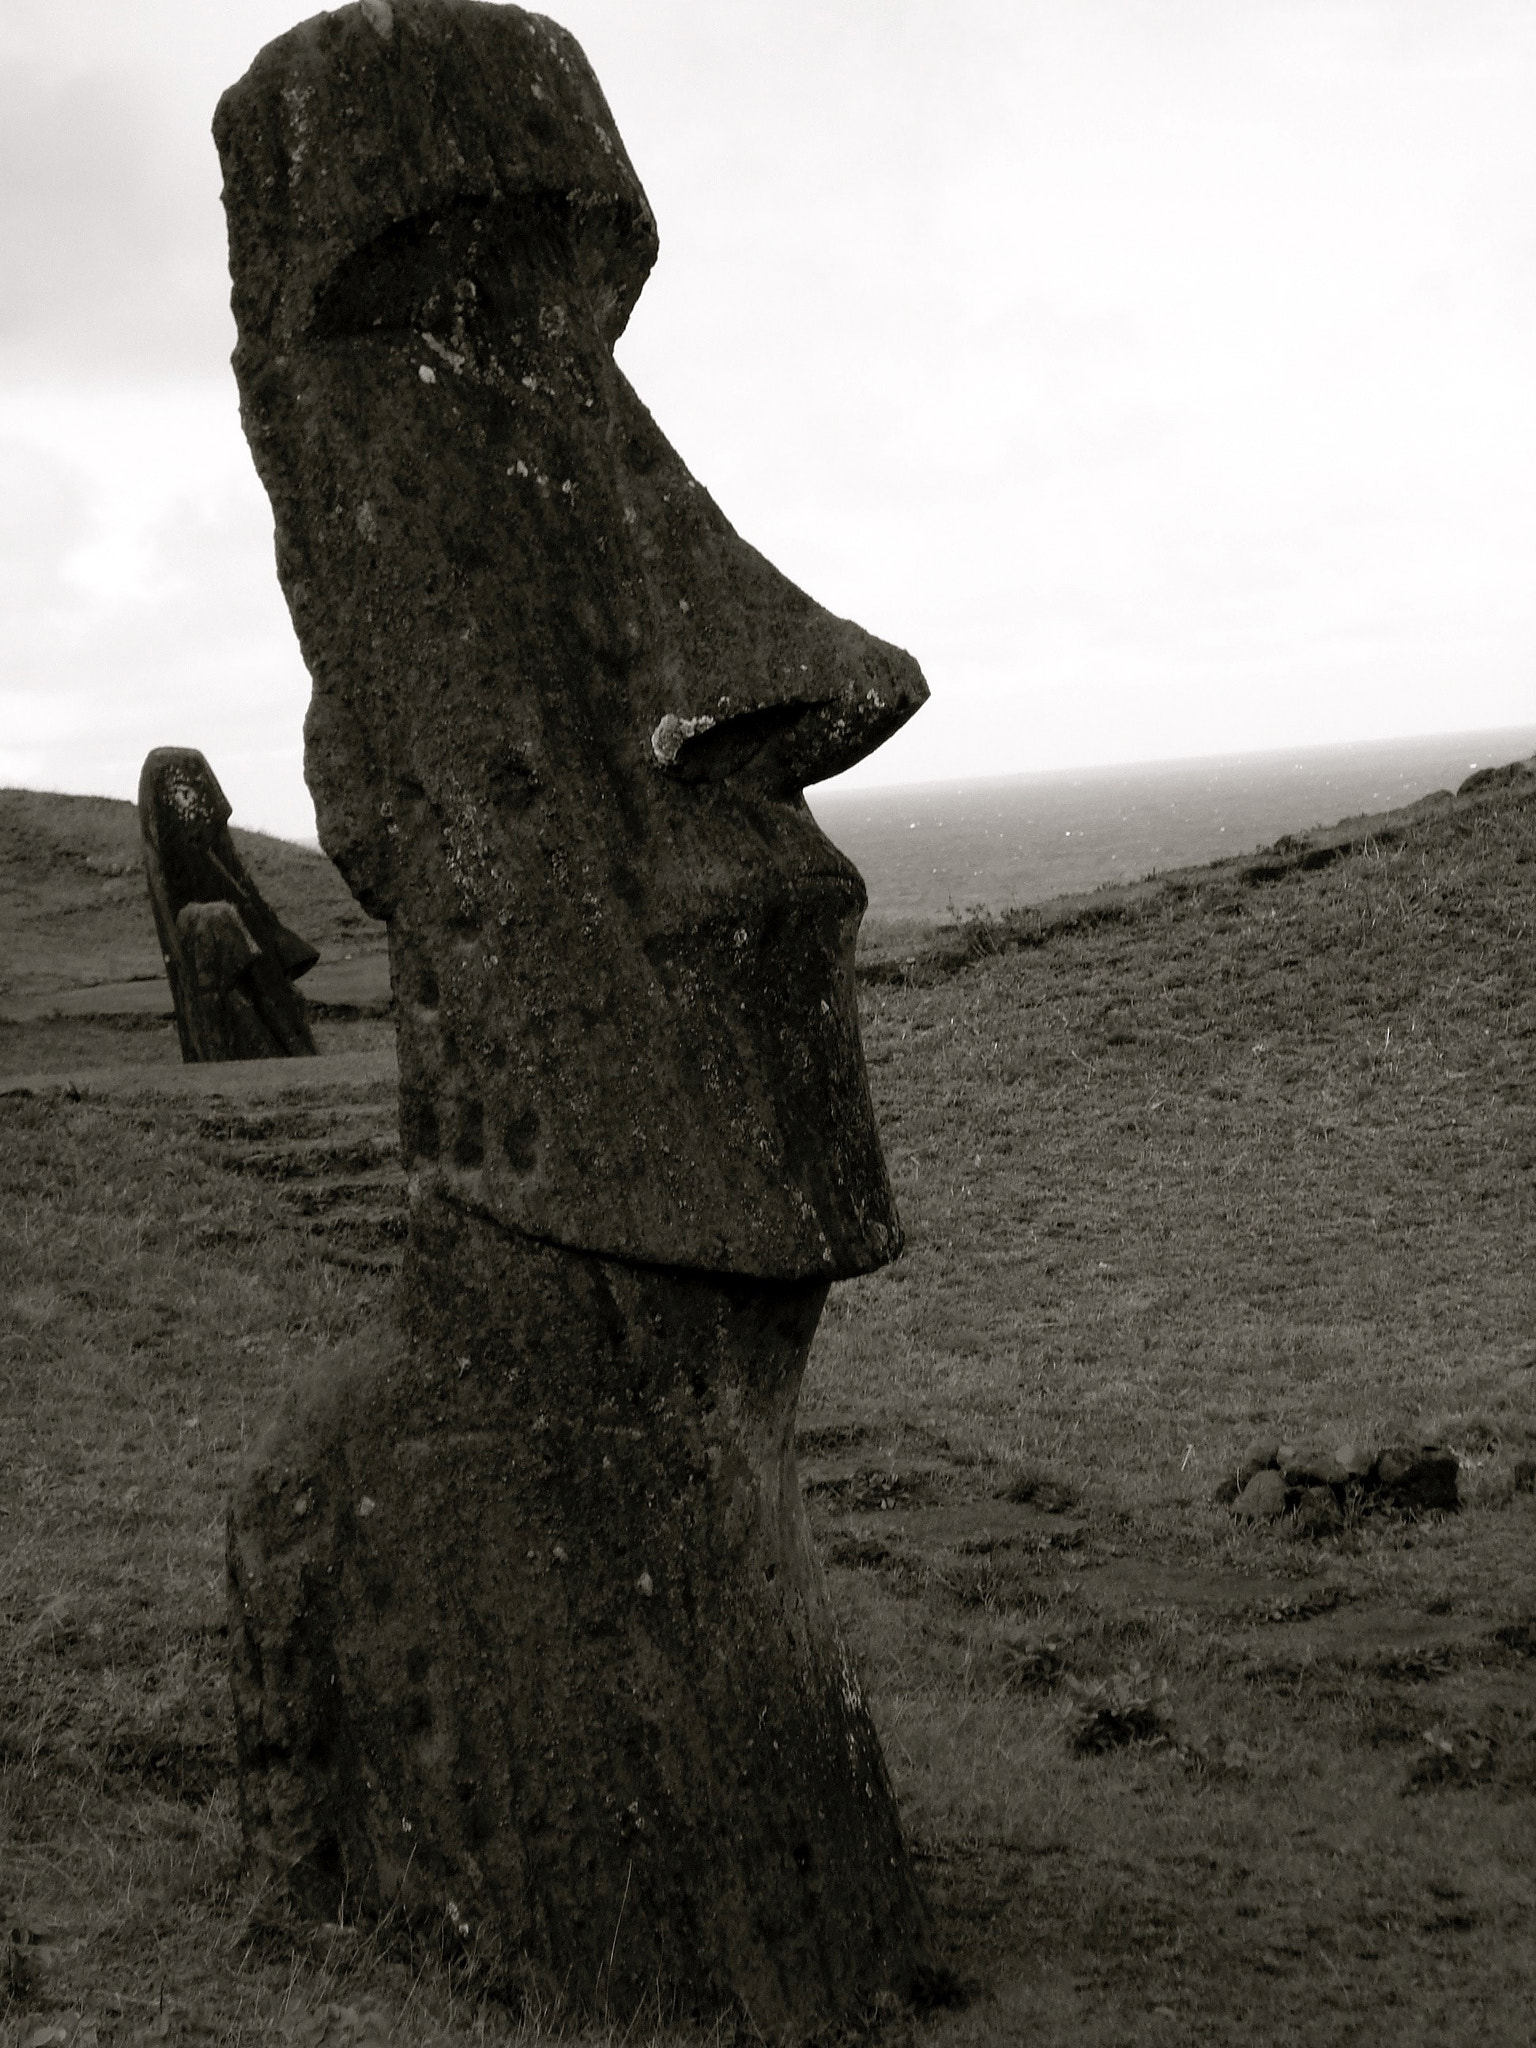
(1372, 1444, 1460, 1513)
(1236, 1441, 1286, 1474)
(1238, 1437, 1281, 1486)
(1219, 1434, 1459, 1523)
(1211, 1436, 1281, 1504)
(1282, 1448, 1348, 1489)
(1234, 1469, 1287, 1520)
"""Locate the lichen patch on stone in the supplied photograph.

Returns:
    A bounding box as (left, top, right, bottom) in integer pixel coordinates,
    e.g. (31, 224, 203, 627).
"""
(650, 712, 715, 767)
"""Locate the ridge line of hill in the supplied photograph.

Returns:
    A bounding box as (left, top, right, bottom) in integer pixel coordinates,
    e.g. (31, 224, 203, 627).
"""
(3, 752, 1532, 1011)
(859, 753, 1536, 986)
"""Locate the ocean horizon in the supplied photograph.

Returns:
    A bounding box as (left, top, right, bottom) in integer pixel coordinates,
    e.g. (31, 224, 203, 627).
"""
(808, 724, 1536, 927)
(273, 723, 1536, 926)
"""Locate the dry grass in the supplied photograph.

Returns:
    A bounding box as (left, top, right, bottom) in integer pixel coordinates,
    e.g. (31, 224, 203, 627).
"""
(3, 778, 1536, 2044)
(798, 782, 1536, 2044)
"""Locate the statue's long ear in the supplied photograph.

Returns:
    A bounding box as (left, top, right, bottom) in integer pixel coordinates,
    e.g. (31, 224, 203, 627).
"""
(304, 690, 397, 921)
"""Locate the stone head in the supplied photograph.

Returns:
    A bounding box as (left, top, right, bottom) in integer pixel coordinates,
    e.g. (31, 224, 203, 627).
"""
(138, 746, 319, 981)
(215, 0, 928, 1278)
(138, 745, 320, 1060)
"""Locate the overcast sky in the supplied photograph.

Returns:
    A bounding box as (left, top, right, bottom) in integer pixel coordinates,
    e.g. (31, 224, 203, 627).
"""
(2, 0, 1533, 840)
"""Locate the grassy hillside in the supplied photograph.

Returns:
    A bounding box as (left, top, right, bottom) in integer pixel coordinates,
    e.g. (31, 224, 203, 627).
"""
(1, 762, 1534, 2045)
(0, 789, 382, 1002)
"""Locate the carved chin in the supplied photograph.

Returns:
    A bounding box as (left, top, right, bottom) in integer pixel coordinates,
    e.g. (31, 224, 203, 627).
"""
(386, 901, 894, 1282)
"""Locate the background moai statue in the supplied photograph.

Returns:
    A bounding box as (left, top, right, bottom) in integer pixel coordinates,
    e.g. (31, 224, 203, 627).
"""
(139, 747, 318, 1061)
(217, 2, 935, 2031)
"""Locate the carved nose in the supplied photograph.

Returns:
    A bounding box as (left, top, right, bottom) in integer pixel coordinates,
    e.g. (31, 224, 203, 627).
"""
(650, 629, 928, 794)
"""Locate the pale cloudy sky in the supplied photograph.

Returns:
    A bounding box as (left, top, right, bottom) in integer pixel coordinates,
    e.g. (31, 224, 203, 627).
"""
(2, 0, 1532, 840)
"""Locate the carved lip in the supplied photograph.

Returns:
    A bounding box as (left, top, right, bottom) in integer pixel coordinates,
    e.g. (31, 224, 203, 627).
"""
(667, 864, 868, 933)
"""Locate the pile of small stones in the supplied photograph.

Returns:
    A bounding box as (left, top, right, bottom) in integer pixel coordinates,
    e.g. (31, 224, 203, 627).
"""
(1215, 1438, 1460, 1531)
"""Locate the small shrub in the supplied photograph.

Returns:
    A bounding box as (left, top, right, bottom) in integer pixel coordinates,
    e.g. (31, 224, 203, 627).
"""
(1000, 1463, 1079, 1514)
(1060, 1664, 1173, 1753)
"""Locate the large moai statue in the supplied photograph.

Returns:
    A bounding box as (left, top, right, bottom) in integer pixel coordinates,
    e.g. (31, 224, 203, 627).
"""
(139, 747, 319, 1061)
(216, 2, 933, 2031)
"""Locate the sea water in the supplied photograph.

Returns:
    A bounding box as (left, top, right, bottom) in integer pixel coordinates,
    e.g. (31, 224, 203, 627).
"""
(808, 726, 1536, 926)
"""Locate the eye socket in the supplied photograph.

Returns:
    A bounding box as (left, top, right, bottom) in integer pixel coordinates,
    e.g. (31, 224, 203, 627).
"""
(310, 194, 565, 337)
(308, 191, 648, 340)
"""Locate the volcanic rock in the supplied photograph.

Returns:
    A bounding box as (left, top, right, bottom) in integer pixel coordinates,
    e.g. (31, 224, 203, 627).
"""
(217, 1, 932, 2030)
(1334, 1441, 1373, 1481)
(139, 747, 318, 1062)
(1234, 1469, 1287, 1520)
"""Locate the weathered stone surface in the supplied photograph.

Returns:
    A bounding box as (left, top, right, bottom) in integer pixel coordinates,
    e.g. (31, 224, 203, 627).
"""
(230, 1212, 927, 2027)
(139, 747, 318, 1062)
(1334, 1440, 1372, 1481)
(1234, 1469, 1288, 1520)
(214, 0, 926, 1280)
(1238, 1437, 1281, 1484)
(1226, 1431, 1463, 1526)
(216, 1, 932, 2030)
(1283, 1448, 1348, 1490)
(1213, 1438, 1280, 1505)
